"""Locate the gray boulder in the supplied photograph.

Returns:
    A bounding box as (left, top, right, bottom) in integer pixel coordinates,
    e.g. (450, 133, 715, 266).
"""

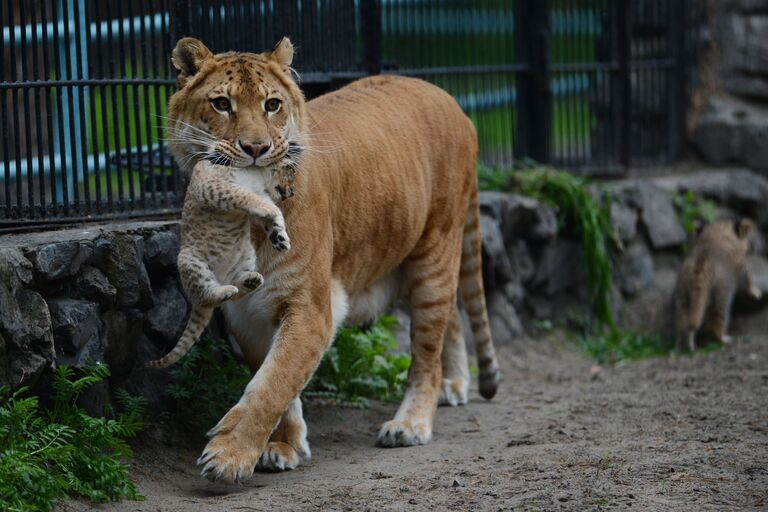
(617, 241, 656, 297)
(479, 191, 557, 242)
(143, 230, 181, 272)
(75, 266, 117, 305)
(610, 202, 638, 243)
(480, 213, 513, 289)
(48, 298, 102, 359)
(623, 183, 687, 249)
(530, 239, 584, 296)
(26, 241, 91, 281)
(486, 291, 523, 344)
(144, 277, 189, 348)
(103, 234, 153, 308)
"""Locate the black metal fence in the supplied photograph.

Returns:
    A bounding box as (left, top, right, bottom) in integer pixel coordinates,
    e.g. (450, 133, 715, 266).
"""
(0, 0, 702, 228)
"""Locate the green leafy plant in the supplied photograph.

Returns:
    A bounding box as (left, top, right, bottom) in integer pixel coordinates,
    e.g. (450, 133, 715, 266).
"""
(578, 329, 669, 365)
(305, 315, 410, 406)
(0, 365, 145, 512)
(165, 335, 251, 437)
(674, 190, 719, 237)
(512, 165, 616, 328)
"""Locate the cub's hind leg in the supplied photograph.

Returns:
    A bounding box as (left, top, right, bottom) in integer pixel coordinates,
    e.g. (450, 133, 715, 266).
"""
(178, 248, 238, 306)
(703, 286, 736, 344)
(439, 304, 469, 407)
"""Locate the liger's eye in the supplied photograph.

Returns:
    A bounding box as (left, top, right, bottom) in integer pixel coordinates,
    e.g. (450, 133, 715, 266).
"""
(210, 97, 231, 112)
(265, 98, 282, 112)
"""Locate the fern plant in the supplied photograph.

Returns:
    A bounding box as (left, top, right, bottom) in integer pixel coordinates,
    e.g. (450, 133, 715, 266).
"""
(305, 315, 410, 406)
(0, 365, 145, 511)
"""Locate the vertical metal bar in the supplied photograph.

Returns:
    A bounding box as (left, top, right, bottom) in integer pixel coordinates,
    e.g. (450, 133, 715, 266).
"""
(52, 0, 69, 213)
(361, 0, 382, 75)
(0, 0, 10, 217)
(9, 0, 23, 214)
(117, 0, 136, 208)
(106, 0, 124, 208)
(41, 0, 58, 213)
(61, 0, 81, 212)
(72, 0, 91, 213)
(521, 0, 550, 164)
(87, 0, 102, 212)
(139, 0, 156, 207)
(30, 0, 47, 215)
(96, 0, 114, 211)
(670, 0, 686, 160)
(617, 0, 631, 167)
(171, 0, 192, 42)
(19, 0, 35, 216)
(127, 0, 146, 210)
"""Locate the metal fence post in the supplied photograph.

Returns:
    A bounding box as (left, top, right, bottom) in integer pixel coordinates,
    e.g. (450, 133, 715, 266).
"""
(171, 0, 192, 43)
(360, 0, 382, 76)
(616, 1, 632, 167)
(515, 0, 550, 164)
(669, 0, 687, 160)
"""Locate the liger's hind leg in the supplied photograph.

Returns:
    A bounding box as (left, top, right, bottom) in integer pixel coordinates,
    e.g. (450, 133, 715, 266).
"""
(256, 397, 310, 472)
(377, 232, 461, 447)
(439, 304, 469, 407)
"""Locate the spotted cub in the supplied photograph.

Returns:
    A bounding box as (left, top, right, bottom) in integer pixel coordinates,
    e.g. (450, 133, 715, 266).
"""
(674, 219, 761, 352)
(146, 159, 290, 368)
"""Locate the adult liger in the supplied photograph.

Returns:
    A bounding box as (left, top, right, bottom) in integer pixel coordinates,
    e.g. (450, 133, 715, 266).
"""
(167, 37, 499, 483)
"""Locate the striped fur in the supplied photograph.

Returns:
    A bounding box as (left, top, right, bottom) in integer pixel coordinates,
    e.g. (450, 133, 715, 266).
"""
(166, 37, 499, 484)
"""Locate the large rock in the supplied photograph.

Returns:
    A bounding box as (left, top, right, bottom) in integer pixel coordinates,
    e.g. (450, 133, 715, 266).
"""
(610, 202, 639, 243)
(479, 191, 557, 242)
(143, 230, 180, 272)
(530, 239, 585, 296)
(486, 291, 523, 344)
(25, 241, 92, 281)
(508, 239, 535, 285)
(692, 95, 768, 173)
(102, 310, 142, 381)
(103, 234, 153, 308)
(48, 298, 102, 359)
(480, 213, 513, 289)
(75, 266, 117, 305)
(619, 267, 678, 337)
(617, 241, 655, 297)
(717, 12, 768, 99)
(0, 248, 54, 387)
(623, 183, 687, 249)
(144, 277, 189, 349)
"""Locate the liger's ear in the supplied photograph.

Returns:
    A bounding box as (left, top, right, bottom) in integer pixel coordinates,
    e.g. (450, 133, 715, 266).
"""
(171, 38, 213, 87)
(735, 218, 754, 239)
(270, 37, 294, 67)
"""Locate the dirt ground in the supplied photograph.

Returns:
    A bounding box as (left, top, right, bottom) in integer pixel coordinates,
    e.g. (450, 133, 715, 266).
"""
(63, 312, 768, 511)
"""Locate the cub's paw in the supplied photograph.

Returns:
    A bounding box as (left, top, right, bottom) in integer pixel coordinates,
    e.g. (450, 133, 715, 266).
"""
(376, 419, 432, 448)
(240, 271, 264, 291)
(198, 406, 263, 484)
(268, 225, 291, 252)
(255, 442, 303, 472)
(208, 285, 239, 305)
(275, 184, 295, 201)
(438, 377, 469, 407)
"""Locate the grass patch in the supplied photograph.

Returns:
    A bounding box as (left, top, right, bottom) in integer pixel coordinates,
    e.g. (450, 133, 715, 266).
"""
(0, 365, 145, 511)
(578, 329, 669, 365)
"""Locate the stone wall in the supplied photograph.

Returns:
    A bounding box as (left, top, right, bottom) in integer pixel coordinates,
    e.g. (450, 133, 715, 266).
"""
(3, 170, 767, 408)
(692, 0, 768, 173)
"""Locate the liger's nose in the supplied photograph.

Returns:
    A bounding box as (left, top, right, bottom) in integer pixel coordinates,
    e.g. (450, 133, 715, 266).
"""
(239, 140, 271, 158)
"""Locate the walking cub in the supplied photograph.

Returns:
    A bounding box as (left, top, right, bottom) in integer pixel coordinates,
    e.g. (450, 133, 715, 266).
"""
(674, 219, 762, 352)
(146, 160, 290, 368)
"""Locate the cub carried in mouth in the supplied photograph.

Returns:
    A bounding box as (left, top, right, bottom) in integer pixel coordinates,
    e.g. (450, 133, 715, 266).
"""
(146, 159, 290, 369)
(674, 218, 762, 352)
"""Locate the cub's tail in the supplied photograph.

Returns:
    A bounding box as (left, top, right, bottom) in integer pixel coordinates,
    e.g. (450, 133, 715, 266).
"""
(458, 181, 499, 399)
(145, 306, 213, 369)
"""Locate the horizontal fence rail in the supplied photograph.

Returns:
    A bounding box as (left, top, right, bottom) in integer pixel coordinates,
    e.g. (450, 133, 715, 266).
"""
(0, 0, 701, 228)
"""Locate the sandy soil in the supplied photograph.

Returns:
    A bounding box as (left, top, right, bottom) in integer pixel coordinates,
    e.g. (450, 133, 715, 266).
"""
(63, 313, 768, 511)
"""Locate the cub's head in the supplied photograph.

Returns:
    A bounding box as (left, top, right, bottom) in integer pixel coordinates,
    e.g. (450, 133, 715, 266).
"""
(167, 37, 306, 173)
(699, 218, 755, 255)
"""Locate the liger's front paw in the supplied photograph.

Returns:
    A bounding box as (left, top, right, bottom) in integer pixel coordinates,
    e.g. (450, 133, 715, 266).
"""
(376, 419, 432, 447)
(198, 406, 263, 484)
(241, 271, 264, 291)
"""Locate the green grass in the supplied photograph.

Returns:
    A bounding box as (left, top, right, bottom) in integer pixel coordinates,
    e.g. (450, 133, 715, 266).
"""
(0, 365, 145, 511)
(578, 329, 669, 365)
